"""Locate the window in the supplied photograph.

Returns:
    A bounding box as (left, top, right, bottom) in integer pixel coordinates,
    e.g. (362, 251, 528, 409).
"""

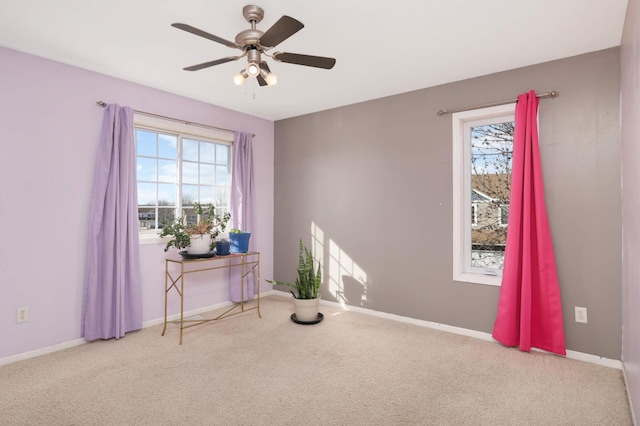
(499, 204, 509, 226)
(134, 115, 233, 243)
(452, 104, 514, 286)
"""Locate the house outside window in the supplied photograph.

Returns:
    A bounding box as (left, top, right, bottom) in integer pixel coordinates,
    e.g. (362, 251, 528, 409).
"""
(452, 104, 514, 286)
(499, 204, 509, 226)
(134, 114, 233, 243)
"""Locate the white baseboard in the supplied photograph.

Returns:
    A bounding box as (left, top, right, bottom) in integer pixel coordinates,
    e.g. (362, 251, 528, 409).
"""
(313, 295, 623, 370)
(144, 291, 270, 328)
(622, 362, 638, 425)
(0, 294, 268, 367)
(1, 290, 621, 370)
(0, 338, 86, 367)
(142, 300, 235, 328)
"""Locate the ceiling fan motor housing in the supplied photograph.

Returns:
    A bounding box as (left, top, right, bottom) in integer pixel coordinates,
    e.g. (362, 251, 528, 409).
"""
(246, 48, 261, 64)
(235, 29, 264, 47)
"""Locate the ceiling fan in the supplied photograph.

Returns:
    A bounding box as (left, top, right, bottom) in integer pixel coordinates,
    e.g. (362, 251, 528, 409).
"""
(172, 5, 336, 87)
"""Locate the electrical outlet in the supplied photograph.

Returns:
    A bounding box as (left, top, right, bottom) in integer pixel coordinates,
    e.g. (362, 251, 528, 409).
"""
(16, 307, 29, 323)
(575, 306, 588, 323)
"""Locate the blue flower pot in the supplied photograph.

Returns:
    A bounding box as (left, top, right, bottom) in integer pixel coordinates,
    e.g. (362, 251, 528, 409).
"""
(215, 240, 230, 256)
(229, 232, 251, 253)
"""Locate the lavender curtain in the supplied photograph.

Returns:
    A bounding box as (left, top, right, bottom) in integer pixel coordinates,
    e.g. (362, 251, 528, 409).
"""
(82, 104, 143, 341)
(492, 90, 566, 355)
(229, 131, 257, 302)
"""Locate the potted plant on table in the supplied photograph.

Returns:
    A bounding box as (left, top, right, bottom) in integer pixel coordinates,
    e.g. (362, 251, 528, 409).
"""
(215, 238, 231, 256)
(159, 202, 230, 256)
(229, 228, 251, 253)
(266, 239, 323, 323)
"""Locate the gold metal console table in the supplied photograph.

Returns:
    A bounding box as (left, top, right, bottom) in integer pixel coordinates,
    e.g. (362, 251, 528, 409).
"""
(162, 251, 261, 344)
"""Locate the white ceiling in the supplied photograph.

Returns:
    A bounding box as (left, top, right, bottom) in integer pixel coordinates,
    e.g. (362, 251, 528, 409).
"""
(0, 0, 629, 121)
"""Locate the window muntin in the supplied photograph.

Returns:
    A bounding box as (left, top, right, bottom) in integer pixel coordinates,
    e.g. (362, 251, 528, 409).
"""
(452, 104, 514, 286)
(133, 116, 233, 243)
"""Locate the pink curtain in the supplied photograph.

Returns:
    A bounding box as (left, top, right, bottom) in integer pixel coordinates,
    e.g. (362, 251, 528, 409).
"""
(492, 90, 566, 355)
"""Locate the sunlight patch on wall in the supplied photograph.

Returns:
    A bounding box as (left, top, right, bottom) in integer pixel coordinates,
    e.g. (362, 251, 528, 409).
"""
(310, 222, 324, 268)
(311, 222, 368, 307)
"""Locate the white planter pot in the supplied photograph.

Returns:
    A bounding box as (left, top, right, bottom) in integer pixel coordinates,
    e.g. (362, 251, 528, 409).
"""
(187, 234, 212, 254)
(292, 296, 320, 322)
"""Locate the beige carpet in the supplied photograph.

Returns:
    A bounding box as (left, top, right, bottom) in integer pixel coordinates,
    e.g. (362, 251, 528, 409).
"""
(0, 295, 632, 425)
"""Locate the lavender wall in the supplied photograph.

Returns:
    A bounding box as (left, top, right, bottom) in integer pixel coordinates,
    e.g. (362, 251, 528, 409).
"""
(0, 46, 274, 360)
(621, 0, 640, 419)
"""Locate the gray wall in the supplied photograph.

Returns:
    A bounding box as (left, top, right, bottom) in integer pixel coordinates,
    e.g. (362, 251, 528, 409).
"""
(274, 48, 621, 359)
(621, 0, 640, 419)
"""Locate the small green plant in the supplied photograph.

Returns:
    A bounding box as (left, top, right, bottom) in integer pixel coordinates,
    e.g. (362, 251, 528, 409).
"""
(266, 239, 322, 299)
(159, 202, 231, 252)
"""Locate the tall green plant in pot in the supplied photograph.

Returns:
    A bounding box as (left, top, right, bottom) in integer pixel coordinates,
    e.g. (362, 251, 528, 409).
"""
(266, 239, 322, 323)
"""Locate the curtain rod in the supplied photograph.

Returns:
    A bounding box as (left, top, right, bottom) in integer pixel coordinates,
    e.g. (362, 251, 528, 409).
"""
(96, 101, 254, 137)
(437, 91, 558, 116)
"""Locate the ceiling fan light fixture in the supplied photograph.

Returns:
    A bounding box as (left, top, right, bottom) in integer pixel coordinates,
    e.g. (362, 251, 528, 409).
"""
(246, 62, 260, 77)
(260, 68, 278, 86)
(233, 69, 248, 86)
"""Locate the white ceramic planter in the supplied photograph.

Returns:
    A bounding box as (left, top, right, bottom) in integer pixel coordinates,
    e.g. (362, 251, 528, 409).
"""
(292, 296, 320, 322)
(187, 234, 212, 254)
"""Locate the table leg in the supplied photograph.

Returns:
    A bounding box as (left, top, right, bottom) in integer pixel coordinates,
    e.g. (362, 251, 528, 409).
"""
(162, 259, 168, 336)
(241, 255, 246, 312)
(179, 262, 185, 345)
(257, 252, 262, 318)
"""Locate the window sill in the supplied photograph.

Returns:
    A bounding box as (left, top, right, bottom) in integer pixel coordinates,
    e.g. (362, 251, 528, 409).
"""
(453, 272, 502, 287)
(139, 236, 166, 246)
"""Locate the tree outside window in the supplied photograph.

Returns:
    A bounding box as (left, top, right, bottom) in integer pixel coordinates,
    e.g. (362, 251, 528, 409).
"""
(469, 121, 513, 270)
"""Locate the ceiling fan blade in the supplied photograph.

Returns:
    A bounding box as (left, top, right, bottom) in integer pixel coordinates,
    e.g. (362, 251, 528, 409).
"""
(183, 56, 240, 71)
(258, 16, 304, 48)
(272, 52, 336, 69)
(171, 23, 238, 48)
(259, 62, 272, 73)
(256, 62, 271, 86)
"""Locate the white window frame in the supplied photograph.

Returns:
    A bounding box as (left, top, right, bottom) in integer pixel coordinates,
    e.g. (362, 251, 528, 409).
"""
(134, 114, 234, 245)
(452, 103, 514, 286)
(499, 204, 509, 227)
